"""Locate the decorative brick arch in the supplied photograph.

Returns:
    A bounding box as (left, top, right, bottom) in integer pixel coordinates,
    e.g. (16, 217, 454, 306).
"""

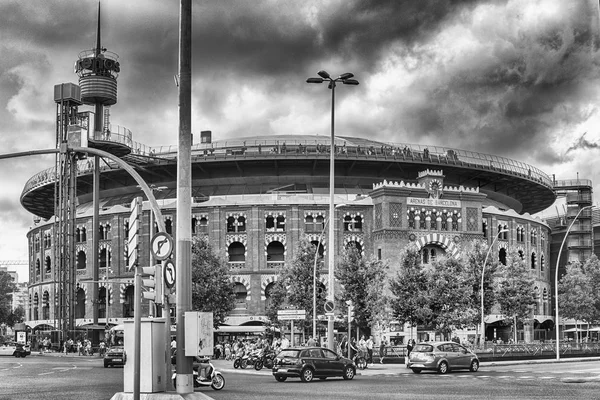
(264, 233, 287, 257)
(343, 233, 365, 255)
(261, 275, 278, 300)
(120, 280, 135, 303)
(99, 281, 115, 305)
(226, 235, 248, 259)
(414, 233, 459, 259)
(305, 233, 328, 257)
(230, 275, 251, 301)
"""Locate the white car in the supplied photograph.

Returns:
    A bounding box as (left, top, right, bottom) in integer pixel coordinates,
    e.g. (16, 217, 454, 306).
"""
(0, 342, 27, 357)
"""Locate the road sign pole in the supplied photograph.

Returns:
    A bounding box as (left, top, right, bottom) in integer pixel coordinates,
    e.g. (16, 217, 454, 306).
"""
(291, 320, 294, 347)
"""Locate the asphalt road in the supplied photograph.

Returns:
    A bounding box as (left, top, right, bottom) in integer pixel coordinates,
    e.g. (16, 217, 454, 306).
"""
(1, 354, 600, 400)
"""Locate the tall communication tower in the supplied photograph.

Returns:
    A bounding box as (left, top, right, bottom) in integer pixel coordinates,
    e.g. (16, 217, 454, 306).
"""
(53, 2, 123, 339)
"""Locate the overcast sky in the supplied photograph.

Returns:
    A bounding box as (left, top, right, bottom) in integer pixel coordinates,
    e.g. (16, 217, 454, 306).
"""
(1, 0, 599, 281)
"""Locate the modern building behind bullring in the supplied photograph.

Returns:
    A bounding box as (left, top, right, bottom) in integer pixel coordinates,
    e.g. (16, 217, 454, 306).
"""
(18, 5, 591, 345)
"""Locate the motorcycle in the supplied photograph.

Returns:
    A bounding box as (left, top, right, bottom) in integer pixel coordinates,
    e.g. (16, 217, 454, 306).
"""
(254, 349, 276, 371)
(172, 356, 225, 391)
(240, 348, 261, 369)
(233, 349, 245, 369)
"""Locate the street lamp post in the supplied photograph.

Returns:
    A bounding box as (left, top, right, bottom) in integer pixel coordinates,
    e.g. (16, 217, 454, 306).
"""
(480, 228, 508, 346)
(307, 71, 358, 351)
(313, 204, 347, 340)
(554, 205, 593, 360)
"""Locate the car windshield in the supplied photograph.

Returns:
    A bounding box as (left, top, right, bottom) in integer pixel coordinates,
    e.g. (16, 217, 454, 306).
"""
(413, 344, 433, 352)
(278, 349, 301, 358)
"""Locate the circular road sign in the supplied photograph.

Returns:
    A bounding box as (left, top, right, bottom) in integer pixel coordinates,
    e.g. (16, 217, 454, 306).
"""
(163, 259, 176, 289)
(324, 300, 335, 313)
(151, 232, 173, 261)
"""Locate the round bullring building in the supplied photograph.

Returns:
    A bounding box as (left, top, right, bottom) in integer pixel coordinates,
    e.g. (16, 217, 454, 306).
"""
(21, 127, 563, 344)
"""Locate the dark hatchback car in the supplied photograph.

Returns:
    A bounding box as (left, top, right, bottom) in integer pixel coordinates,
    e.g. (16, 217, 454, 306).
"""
(408, 341, 479, 374)
(104, 346, 126, 368)
(272, 347, 356, 382)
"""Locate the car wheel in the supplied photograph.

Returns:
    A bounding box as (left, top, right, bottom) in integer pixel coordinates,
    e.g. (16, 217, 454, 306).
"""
(300, 367, 314, 382)
(275, 375, 287, 382)
(343, 365, 355, 380)
(470, 360, 479, 372)
(438, 361, 449, 374)
(411, 368, 422, 374)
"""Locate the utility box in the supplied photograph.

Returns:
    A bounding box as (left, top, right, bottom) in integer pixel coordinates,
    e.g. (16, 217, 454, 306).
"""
(124, 318, 166, 393)
(184, 312, 214, 357)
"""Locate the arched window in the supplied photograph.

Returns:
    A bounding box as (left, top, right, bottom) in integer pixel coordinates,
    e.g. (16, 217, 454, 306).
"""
(165, 219, 173, 235)
(199, 217, 208, 234)
(305, 215, 314, 231)
(33, 293, 39, 320)
(99, 248, 111, 269)
(76, 251, 86, 270)
(228, 242, 246, 262)
(345, 241, 362, 254)
(266, 241, 285, 263)
(533, 287, 540, 314)
(42, 291, 50, 319)
(35, 259, 41, 276)
(265, 282, 276, 311)
(418, 210, 427, 229)
(407, 208, 416, 229)
(98, 287, 108, 318)
(123, 286, 135, 318)
(482, 220, 488, 238)
(75, 288, 86, 319)
(540, 254, 545, 271)
(45, 256, 52, 273)
(81, 227, 87, 242)
(531, 252, 537, 269)
(227, 215, 246, 233)
(311, 240, 325, 258)
(499, 248, 507, 265)
(234, 283, 247, 310)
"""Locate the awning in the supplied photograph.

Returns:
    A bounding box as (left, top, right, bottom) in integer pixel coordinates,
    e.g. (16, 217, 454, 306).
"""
(533, 315, 554, 324)
(484, 314, 508, 324)
(563, 327, 583, 333)
(216, 326, 265, 333)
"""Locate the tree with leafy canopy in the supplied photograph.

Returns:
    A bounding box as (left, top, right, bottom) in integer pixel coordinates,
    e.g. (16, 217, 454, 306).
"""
(190, 236, 236, 329)
(336, 244, 389, 335)
(7, 306, 25, 327)
(389, 248, 431, 331)
(426, 255, 478, 340)
(581, 256, 600, 325)
(495, 250, 536, 343)
(265, 237, 325, 333)
(559, 261, 595, 342)
(0, 271, 16, 326)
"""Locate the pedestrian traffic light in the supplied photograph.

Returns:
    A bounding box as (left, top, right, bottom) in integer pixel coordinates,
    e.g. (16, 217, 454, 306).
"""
(141, 264, 163, 305)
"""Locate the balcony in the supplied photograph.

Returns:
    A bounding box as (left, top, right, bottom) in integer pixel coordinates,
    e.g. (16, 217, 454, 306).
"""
(228, 261, 246, 270)
(566, 193, 592, 204)
(266, 261, 285, 270)
(568, 239, 592, 248)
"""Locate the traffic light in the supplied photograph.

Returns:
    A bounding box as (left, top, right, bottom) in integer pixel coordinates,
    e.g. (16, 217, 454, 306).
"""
(142, 264, 164, 305)
(346, 300, 355, 322)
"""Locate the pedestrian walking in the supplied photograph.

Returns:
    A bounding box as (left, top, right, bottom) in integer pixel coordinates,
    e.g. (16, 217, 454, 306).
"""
(379, 337, 387, 364)
(366, 336, 374, 366)
(406, 339, 415, 368)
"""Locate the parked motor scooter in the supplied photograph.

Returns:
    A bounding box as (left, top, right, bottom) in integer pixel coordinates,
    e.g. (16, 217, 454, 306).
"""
(172, 356, 225, 391)
(233, 348, 245, 369)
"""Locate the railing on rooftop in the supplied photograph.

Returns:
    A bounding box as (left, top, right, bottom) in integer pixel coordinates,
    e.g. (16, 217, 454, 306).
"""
(21, 137, 555, 197)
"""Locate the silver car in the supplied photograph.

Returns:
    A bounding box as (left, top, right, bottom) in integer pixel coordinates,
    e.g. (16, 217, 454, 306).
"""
(408, 341, 479, 374)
